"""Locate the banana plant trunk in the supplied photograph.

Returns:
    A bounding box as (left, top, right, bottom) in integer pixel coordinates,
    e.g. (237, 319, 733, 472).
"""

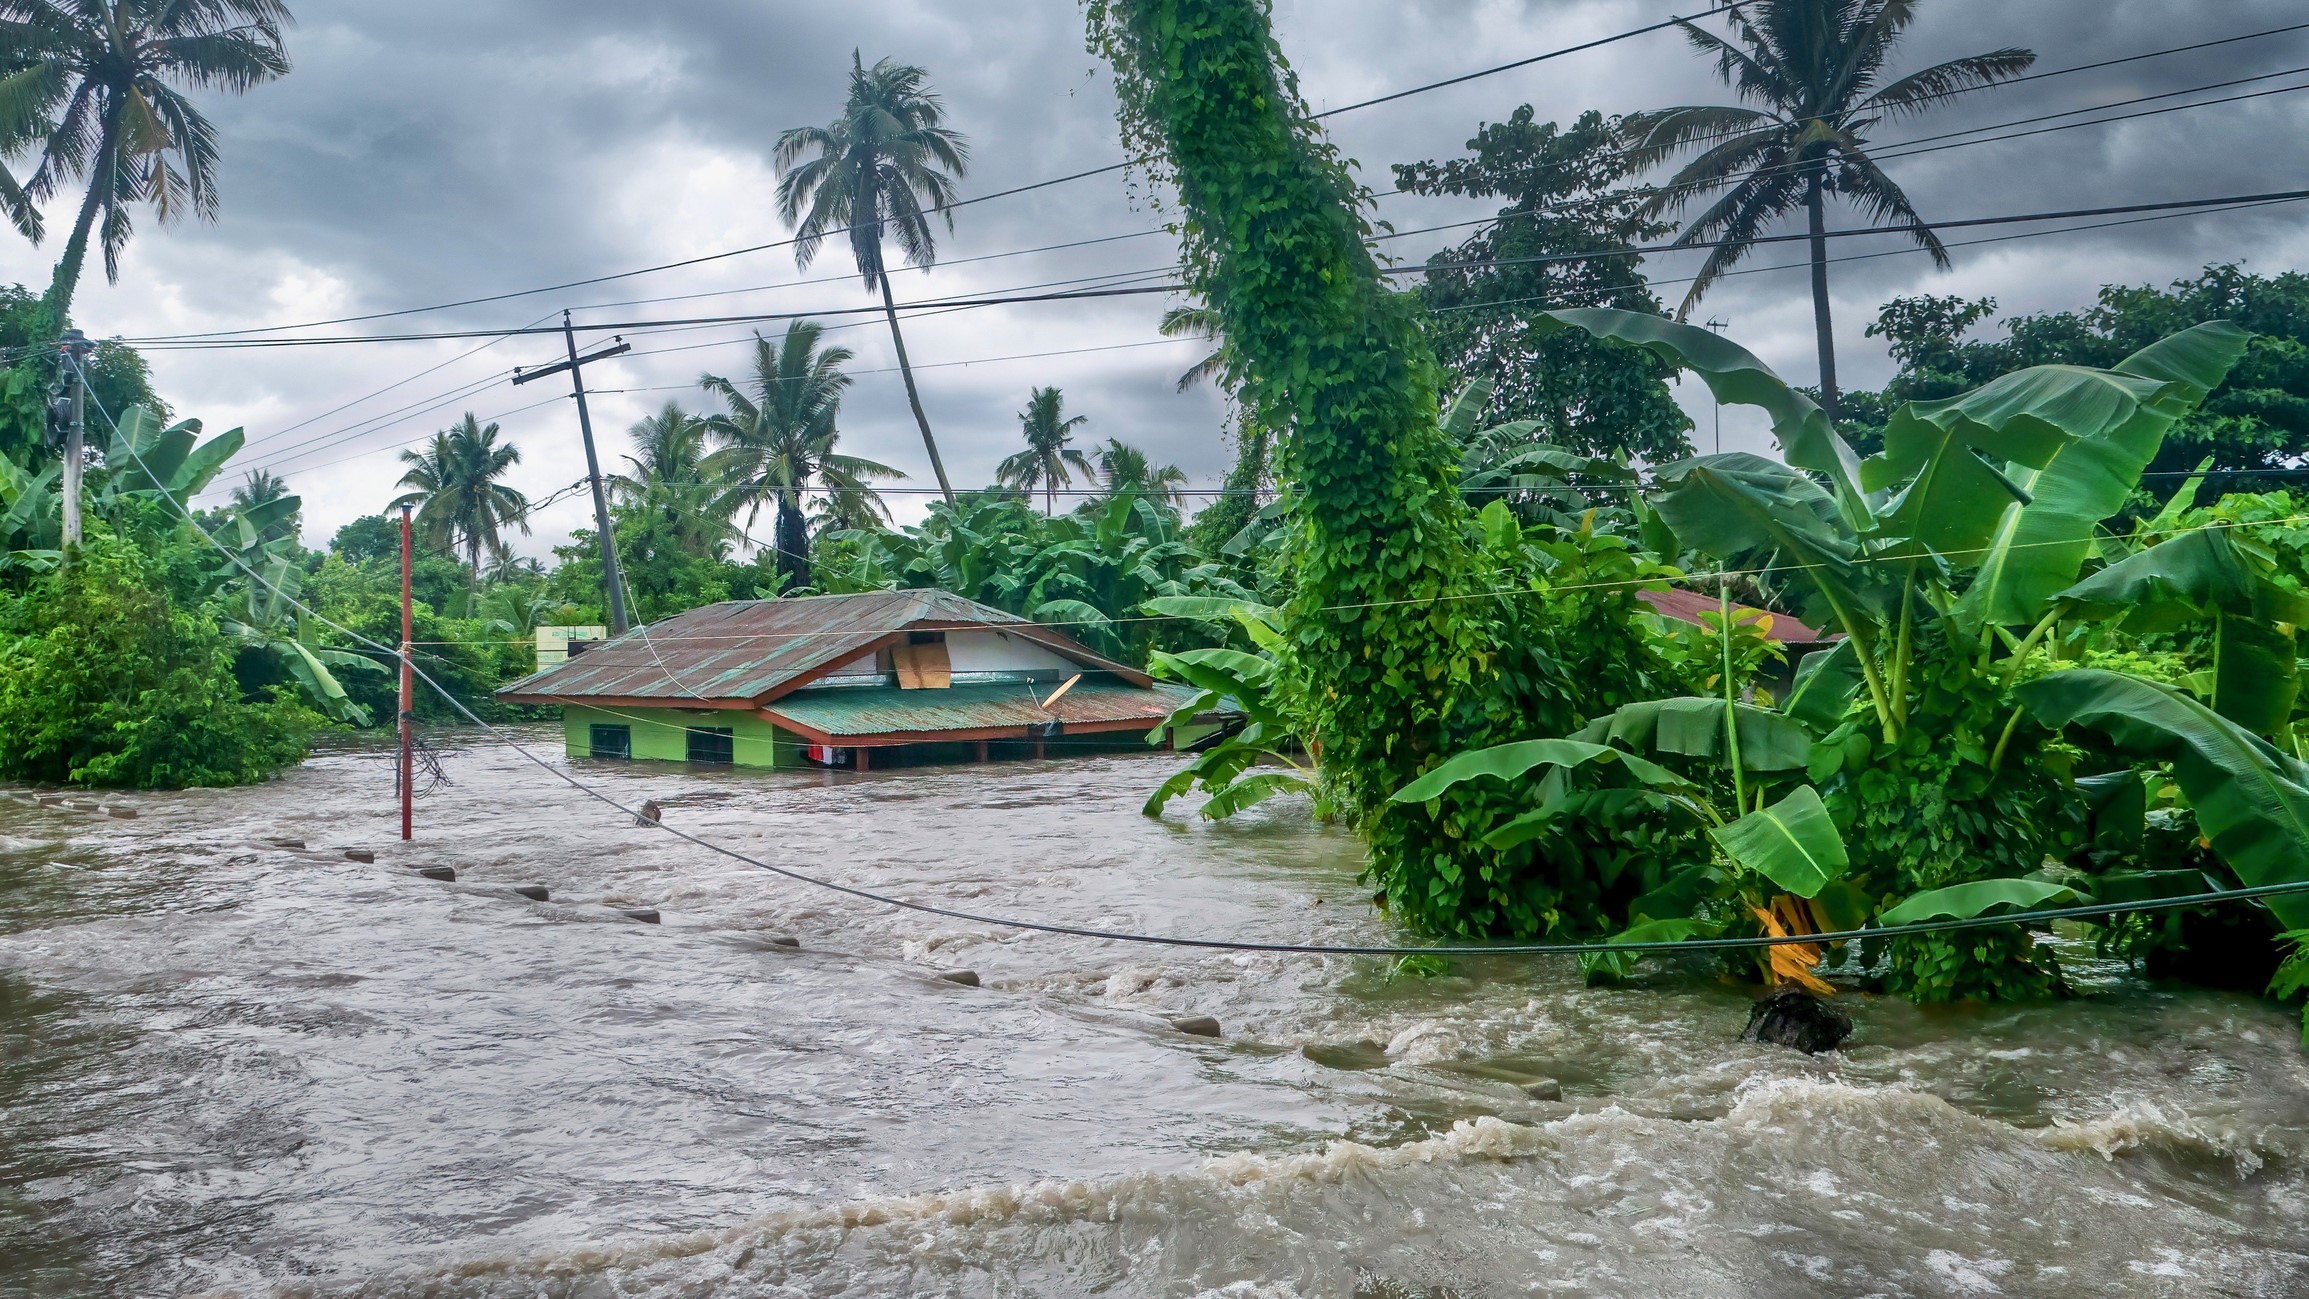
(876, 273, 956, 506)
(1806, 177, 1840, 424)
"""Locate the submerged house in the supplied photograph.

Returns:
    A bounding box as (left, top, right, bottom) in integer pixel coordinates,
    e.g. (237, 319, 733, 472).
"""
(497, 590, 1214, 770)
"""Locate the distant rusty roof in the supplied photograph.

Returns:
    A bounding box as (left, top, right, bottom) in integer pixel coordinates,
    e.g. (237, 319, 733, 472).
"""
(763, 680, 1206, 742)
(497, 590, 1151, 707)
(1636, 588, 1828, 644)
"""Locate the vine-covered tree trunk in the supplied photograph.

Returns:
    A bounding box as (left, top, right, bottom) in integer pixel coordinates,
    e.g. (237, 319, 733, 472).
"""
(1091, 0, 1515, 927)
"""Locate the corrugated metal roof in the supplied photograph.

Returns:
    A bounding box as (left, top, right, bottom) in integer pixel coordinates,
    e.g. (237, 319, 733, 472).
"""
(1636, 588, 1827, 644)
(763, 681, 1206, 739)
(497, 590, 1151, 705)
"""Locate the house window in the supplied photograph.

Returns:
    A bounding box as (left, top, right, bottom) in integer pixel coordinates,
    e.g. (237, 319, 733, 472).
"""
(589, 724, 631, 760)
(686, 727, 735, 766)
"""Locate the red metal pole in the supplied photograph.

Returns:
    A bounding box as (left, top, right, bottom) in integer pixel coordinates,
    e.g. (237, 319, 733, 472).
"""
(399, 505, 415, 841)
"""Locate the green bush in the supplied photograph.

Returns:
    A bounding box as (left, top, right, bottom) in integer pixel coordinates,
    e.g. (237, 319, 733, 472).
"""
(0, 530, 314, 788)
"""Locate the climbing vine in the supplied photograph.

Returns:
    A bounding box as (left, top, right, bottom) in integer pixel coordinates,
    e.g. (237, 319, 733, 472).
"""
(1089, 0, 1661, 936)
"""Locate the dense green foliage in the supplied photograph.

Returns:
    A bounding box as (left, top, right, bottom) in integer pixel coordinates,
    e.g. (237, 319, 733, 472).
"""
(1845, 266, 2309, 503)
(1393, 108, 1692, 464)
(0, 527, 314, 787)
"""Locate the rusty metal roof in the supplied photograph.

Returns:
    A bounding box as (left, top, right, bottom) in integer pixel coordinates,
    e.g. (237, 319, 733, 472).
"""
(762, 680, 1207, 740)
(497, 590, 1152, 706)
(1636, 588, 1827, 644)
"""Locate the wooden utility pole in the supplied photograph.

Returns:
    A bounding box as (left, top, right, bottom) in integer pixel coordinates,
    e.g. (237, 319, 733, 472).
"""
(513, 312, 633, 635)
(57, 329, 91, 549)
(400, 504, 415, 841)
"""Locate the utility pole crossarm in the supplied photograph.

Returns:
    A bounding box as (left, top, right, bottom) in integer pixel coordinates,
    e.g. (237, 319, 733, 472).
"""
(511, 337, 631, 387)
(515, 311, 631, 636)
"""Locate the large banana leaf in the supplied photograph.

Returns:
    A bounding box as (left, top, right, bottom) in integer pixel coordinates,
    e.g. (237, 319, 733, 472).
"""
(1878, 878, 2080, 926)
(1537, 307, 1866, 523)
(1391, 737, 1692, 805)
(1572, 696, 1812, 773)
(2054, 527, 2309, 632)
(2212, 613, 2301, 737)
(103, 406, 245, 498)
(1948, 324, 2250, 631)
(0, 457, 58, 546)
(1442, 375, 1494, 441)
(1780, 640, 1865, 733)
(2019, 669, 2309, 930)
(1648, 456, 1881, 632)
(1709, 785, 1848, 898)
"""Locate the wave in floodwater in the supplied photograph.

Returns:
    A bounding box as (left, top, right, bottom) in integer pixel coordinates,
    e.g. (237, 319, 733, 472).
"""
(2, 727, 2307, 1298)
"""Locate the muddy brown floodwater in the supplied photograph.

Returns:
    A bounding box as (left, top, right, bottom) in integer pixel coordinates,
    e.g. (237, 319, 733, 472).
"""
(3, 725, 2307, 1297)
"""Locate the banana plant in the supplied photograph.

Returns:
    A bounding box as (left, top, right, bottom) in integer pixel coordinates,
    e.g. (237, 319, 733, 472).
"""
(1400, 309, 2256, 989)
(0, 454, 61, 575)
(1532, 308, 2251, 750)
(212, 496, 384, 725)
(92, 404, 246, 505)
(1140, 596, 1317, 819)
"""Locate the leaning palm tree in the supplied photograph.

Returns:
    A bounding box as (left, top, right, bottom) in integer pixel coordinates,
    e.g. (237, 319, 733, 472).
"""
(775, 52, 969, 506)
(1094, 437, 1189, 512)
(0, 0, 294, 321)
(610, 402, 726, 556)
(1619, 0, 2031, 419)
(700, 321, 902, 594)
(996, 386, 1095, 516)
(390, 413, 528, 581)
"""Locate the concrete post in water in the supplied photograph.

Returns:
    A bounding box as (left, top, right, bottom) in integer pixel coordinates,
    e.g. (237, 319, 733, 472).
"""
(399, 505, 415, 842)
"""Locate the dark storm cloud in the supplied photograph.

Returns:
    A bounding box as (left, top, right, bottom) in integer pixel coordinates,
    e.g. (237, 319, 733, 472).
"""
(10, 0, 2306, 545)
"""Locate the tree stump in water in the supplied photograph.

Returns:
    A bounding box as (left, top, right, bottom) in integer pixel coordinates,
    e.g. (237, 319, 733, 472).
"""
(1742, 988, 1852, 1054)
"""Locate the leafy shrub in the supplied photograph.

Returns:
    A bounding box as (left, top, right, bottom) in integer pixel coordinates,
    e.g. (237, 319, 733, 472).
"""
(0, 529, 314, 787)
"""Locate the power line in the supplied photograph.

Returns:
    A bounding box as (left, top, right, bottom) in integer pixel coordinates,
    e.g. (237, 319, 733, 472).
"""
(184, 18, 2309, 357)
(130, 188, 2309, 355)
(1379, 64, 2309, 254)
(124, 5, 1739, 346)
(212, 190, 2305, 486)
(205, 273, 1184, 483)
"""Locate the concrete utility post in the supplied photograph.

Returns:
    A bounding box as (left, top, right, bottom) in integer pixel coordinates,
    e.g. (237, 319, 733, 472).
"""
(57, 328, 92, 549)
(513, 312, 633, 636)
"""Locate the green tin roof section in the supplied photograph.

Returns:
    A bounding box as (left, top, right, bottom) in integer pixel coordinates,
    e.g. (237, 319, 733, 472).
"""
(764, 680, 1207, 739)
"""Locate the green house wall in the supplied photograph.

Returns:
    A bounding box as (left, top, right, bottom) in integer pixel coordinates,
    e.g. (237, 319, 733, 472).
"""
(562, 705, 803, 769)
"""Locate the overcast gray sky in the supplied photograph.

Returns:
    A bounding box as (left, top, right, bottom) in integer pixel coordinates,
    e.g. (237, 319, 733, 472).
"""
(9, 0, 2308, 553)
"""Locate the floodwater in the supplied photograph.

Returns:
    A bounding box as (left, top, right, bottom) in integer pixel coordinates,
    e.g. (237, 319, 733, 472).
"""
(3, 728, 2307, 1298)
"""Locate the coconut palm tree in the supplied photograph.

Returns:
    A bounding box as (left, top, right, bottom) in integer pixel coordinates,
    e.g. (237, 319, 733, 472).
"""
(389, 413, 528, 581)
(0, 0, 294, 321)
(1619, 0, 2032, 419)
(1093, 437, 1189, 512)
(610, 402, 726, 556)
(700, 321, 901, 594)
(1158, 305, 1226, 394)
(775, 52, 969, 506)
(996, 386, 1095, 516)
(228, 467, 296, 541)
